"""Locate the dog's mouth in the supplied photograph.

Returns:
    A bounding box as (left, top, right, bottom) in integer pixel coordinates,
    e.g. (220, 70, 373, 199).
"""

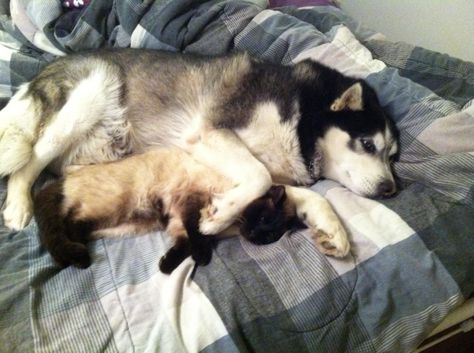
(346, 171, 397, 199)
(343, 170, 374, 197)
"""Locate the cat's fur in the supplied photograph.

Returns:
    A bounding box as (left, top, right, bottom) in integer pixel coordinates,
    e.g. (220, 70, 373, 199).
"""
(159, 185, 298, 273)
(33, 148, 298, 272)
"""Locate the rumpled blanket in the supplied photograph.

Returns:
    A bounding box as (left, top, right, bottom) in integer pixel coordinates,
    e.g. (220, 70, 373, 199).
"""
(1, 1, 473, 352)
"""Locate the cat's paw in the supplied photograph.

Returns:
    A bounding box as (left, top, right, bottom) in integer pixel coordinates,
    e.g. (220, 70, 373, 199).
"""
(159, 254, 184, 274)
(3, 196, 32, 230)
(67, 244, 92, 269)
(191, 247, 212, 267)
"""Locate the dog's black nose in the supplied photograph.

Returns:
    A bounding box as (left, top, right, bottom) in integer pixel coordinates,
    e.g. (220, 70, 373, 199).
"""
(377, 180, 396, 197)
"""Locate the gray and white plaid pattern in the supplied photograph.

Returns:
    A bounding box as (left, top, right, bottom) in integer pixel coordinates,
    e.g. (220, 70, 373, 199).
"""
(0, 1, 473, 352)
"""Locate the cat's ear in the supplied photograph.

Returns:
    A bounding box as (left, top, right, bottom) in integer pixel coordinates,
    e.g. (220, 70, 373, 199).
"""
(268, 185, 286, 205)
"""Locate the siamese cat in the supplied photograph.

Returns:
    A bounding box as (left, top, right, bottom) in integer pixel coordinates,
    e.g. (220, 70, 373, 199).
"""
(33, 148, 301, 273)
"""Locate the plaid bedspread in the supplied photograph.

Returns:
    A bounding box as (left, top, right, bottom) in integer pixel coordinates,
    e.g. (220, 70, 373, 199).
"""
(1, 1, 473, 352)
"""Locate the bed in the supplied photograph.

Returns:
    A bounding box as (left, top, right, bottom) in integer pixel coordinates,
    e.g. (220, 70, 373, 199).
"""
(0, 1, 473, 352)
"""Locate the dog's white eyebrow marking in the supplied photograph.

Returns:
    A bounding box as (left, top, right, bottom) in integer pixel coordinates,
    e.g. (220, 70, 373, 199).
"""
(388, 141, 398, 156)
(372, 132, 385, 151)
(236, 101, 311, 185)
(385, 124, 398, 156)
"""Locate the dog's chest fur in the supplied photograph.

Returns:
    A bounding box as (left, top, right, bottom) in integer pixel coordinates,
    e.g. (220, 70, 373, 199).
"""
(235, 101, 312, 185)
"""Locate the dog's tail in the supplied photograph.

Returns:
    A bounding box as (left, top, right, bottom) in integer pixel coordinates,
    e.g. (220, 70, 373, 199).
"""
(33, 180, 92, 269)
(0, 85, 38, 176)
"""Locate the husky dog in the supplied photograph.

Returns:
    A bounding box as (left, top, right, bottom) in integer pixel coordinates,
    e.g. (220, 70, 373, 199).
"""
(0, 49, 399, 257)
(33, 148, 298, 271)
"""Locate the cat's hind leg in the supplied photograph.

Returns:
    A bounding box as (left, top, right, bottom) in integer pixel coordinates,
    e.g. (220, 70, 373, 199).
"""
(159, 236, 191, 274)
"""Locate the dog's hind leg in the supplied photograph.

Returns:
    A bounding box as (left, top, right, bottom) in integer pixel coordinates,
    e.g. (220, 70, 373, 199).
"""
(186, 128, 272, 235)
(3, 69, 124, 230)
(284, 186, 350, 258)
(0, 84, 38, 177)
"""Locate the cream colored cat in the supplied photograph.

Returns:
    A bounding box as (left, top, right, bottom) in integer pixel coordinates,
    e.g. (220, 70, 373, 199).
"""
(33, 148, 300, 272)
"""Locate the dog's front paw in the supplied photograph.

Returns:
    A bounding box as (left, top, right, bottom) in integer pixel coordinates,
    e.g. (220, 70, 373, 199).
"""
(199, 212, 234, 235)
(308, 209, 350, 258)
(312, 225, 350, 258)
(199, 197, 237, 235)
(3, 196, 33, 230)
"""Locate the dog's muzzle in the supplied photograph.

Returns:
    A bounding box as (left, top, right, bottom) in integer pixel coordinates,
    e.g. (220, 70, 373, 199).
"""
(377, 180, 396, 198)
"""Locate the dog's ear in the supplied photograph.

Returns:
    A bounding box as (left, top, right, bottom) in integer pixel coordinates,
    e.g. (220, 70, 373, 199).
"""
(330, 83, 363, 111)
(268, 185, 286, 205)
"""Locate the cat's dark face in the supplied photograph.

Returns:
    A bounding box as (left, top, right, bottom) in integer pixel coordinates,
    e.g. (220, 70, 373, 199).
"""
(239, 185, 293, 245)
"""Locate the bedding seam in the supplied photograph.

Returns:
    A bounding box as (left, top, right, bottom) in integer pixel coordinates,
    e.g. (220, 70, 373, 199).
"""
(101, 239, 137, 353)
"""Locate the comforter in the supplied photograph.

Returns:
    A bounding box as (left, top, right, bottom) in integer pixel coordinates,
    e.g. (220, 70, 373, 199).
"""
(1, 1, 473, 352)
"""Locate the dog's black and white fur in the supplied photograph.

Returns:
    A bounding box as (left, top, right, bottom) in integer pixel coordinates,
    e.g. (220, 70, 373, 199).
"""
(0, 49, 399, 257)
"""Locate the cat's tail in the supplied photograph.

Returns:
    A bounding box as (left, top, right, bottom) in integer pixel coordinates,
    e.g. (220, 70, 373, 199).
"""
(33, 181, 92, 269)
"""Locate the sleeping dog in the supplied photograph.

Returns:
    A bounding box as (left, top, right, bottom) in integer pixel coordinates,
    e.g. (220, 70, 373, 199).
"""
(0, 49, 399, 257)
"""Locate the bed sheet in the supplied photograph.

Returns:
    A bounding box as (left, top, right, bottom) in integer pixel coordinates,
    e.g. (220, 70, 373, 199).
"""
(0, 1, 473, 352)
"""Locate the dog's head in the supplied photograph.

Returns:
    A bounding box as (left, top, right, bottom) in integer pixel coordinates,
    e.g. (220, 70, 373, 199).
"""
(297, 63, 399, 198)
(319, 82, 398, 198)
